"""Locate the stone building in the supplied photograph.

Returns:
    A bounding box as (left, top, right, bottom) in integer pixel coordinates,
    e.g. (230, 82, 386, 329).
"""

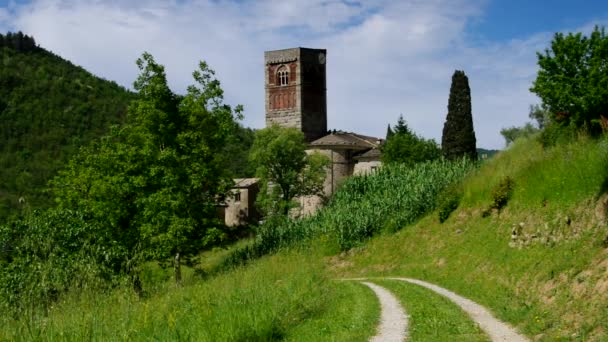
(264, 47, 383, 215)
(224, 47, 383, 224)
(223, 178, 260, 226)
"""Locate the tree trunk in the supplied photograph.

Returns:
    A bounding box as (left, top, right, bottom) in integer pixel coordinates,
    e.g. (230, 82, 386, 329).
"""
(174, 252, 182, 286)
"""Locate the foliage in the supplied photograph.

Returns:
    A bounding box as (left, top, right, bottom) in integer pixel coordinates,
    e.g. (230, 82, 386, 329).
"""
(0, 31, 38, 52)
(0, 32, 132, 223)
(528, 104, 550, 130)
(0, 209, 117, 314)
(437, 185, 463, 223)
(381, 114, 441, 166)
(52, 53, 241, 281)
(223, 124, 256, 178)
(530, 26, 608, 134)
(442, 70, 477, 160)
(249, 125, 329, 216)
(500, 123, 539, 147)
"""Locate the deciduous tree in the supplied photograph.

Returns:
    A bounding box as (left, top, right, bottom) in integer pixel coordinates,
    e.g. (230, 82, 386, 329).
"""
(530, 26, 608, 132)
(382, 115, 440, 166)
(249, 125, 329, 216)
(52, 53, 242, 285)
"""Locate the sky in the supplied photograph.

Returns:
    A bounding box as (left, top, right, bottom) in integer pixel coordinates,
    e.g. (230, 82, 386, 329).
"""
(1, 0, 607, 149)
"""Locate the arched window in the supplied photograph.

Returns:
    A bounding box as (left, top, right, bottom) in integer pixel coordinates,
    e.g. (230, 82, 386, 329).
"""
(276, 65, 289, 86)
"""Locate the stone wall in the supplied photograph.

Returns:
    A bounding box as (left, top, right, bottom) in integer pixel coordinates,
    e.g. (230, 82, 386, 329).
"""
(265, 47, 327, 142)
(354, 160, 382, 175)
(224, 185, 259, 226)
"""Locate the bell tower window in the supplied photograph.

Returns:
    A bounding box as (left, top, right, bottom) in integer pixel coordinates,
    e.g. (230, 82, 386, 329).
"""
(277, 65, 289, 86)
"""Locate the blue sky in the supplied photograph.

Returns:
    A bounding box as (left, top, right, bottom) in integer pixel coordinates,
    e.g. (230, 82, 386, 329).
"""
(1, 0, 607, 149)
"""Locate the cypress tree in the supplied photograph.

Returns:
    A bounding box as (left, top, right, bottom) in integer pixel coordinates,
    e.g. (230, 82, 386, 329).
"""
(441, 70, 477, 160)
(385, 124, 394, 140)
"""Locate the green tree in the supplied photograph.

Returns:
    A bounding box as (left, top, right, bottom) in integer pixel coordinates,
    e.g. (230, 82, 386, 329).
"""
(528, 104, 550, 129)
(223, 124, 256, 177)
(52, 53, 241, 286)
(530, 26, 608, 133)
(500, 122, 539, 146)
(381, 115, 440, 166)
(385, 124, 394, 140)
(249, 125, 329, 216)
(441, 70, 477, 160)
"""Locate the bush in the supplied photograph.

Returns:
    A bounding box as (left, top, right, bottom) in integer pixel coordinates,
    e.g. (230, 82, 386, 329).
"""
(438, 186, 463, 223)
(0, 209, 120, 314)
(491, 176, 515, 211)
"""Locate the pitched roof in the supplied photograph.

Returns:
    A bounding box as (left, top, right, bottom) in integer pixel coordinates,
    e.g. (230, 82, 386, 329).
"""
(309, 131, 383, 150)
(354, 148, 382, 161)
(233, 178, 259, 188)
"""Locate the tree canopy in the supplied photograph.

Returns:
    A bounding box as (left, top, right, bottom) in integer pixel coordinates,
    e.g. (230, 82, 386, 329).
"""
(51, 53, 242, 283)
(0, 32, 133, 223)
(530, 26, 608, 133)
(249, 125, 329, 216)
(441, 70, 477, 160)
(381, 115, 440, 166)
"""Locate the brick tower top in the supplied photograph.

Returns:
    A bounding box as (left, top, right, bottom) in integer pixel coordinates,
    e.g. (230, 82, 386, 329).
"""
(264, 47, 327, 142)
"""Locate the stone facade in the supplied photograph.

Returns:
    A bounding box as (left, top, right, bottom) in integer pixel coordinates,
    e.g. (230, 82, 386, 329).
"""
(224, 178, 259, 226)
(265, 48, 327, 142)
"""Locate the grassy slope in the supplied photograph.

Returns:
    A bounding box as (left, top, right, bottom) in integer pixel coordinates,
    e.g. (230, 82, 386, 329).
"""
(332, 136, 608, 341)
(1, 247, 379, 341)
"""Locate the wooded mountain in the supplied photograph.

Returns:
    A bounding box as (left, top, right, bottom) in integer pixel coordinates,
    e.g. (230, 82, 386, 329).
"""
(0, 32, 256, 223)
(0, 32, 133, 222)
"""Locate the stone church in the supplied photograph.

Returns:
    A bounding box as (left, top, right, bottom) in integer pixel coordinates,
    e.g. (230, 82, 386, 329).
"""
(224, 47, 383, 225)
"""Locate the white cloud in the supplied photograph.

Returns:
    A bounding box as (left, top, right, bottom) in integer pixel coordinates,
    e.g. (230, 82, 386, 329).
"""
(3, 0, 603, 149)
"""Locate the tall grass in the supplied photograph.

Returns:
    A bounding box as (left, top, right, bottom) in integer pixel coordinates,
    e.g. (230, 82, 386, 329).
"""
(227, 158, 475, 266)
(462, 135, 608, 209)
(0, 250, 352, 341)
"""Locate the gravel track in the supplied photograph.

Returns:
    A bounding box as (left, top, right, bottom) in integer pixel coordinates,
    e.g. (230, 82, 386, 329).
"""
(360, 281, 409, 342)
(388, 277, 529, 342)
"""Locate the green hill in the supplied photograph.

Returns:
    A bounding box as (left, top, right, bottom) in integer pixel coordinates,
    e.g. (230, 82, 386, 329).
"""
(0, 32, 133, 221)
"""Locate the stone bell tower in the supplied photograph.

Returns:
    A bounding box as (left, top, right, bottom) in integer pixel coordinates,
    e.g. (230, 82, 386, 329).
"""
(264, 47, 327, 142)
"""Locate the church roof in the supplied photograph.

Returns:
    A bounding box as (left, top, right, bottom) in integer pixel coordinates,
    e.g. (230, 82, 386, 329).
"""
(309, 131, 383, 150)
(233, 178, 259, 188)
(354, 148, 382, 161)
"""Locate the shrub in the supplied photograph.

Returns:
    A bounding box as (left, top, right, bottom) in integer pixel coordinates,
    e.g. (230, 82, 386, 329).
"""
(490, 176, 514, 211)
(0, 209, 119, 314)
(438, 186, 463, 223)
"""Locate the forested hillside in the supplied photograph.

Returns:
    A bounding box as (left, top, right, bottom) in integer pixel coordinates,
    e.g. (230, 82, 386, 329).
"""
(0, 32, 133, 221)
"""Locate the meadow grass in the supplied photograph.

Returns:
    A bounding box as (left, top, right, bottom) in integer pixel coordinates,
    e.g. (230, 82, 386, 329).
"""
(373, 279, 489, 341)
(283, 280, 379, 341)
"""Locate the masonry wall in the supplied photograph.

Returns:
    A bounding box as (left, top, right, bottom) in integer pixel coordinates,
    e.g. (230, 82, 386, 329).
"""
(299, 148, 356, 215)
(224, 186, 259, 226)
(265, 48, 327, 142)
(354, 160, 382, 175)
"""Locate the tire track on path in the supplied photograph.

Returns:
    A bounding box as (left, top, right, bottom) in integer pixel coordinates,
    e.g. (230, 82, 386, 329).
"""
(387, 277, 529, 342)
(360, 281, 409, 342)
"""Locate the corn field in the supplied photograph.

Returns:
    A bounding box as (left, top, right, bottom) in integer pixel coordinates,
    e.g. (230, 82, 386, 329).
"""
(226, 158, 475, 265)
